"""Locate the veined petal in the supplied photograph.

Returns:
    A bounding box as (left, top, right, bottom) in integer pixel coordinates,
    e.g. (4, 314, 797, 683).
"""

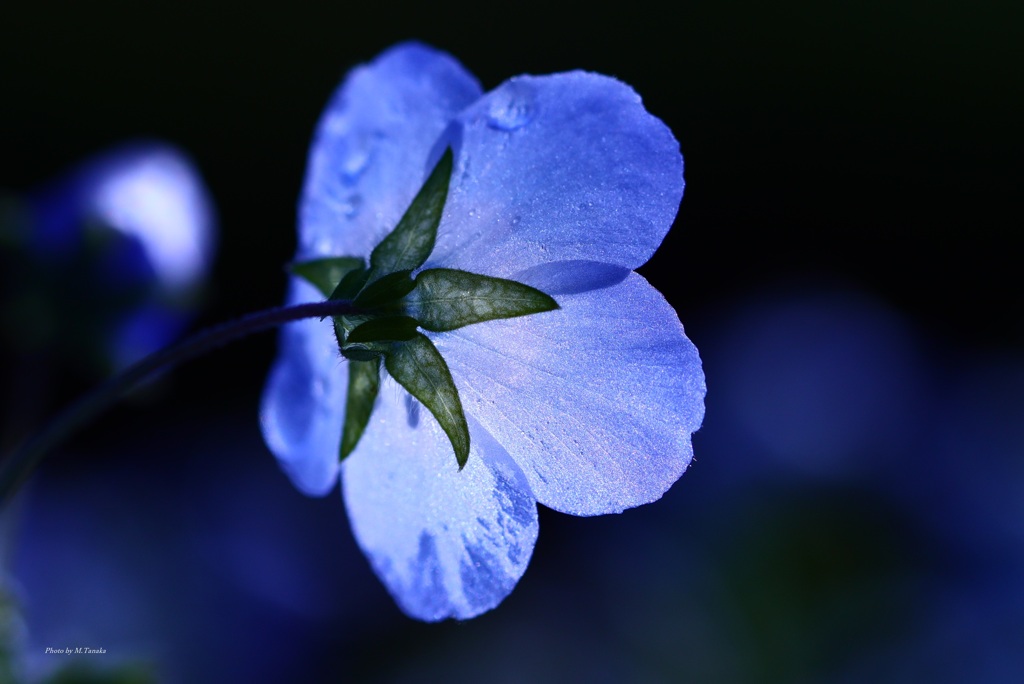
(342, 383, 538, 621)
(299, 42, 481, 261)
(429, 72, 683, 276)
(260, 279, 347, 496)
(439, 271, 705, 516)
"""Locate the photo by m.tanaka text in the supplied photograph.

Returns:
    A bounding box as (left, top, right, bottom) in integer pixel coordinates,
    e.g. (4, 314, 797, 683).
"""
(44, 647, 106, 655)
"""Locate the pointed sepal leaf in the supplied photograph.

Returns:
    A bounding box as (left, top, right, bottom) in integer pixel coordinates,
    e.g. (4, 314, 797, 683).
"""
(385, 332, 470, 468)
(354, 270, 415, 309)
(288, 257, 365, 297)
(340, 346, 385, 362)
(407, 268, 559, 332)
(341, 357, 381, 460)
(335, 317, 386, 361)
(347, 316, 420, 344)
(330, 265, 371, 301)
(369, 148, 452, 278)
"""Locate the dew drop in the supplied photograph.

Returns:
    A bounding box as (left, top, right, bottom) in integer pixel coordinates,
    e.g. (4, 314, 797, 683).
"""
(339, 140, 372, 183)
(340, 194, 362, 218)
(486, 81, 536, 131)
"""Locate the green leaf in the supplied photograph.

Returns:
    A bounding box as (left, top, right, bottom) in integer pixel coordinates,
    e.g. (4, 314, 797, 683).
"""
(341, 358, 381, 460)
(288, 256, 365, 297)
(347, 316, 420, 343)
(354, 269, 415, 309)
(385, 333, 470, 468)
(369, 148, 452, 278)
(407, 268, 559, 332)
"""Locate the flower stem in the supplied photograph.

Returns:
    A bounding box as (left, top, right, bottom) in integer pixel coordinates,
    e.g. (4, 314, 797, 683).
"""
(0, 299, 357, 505)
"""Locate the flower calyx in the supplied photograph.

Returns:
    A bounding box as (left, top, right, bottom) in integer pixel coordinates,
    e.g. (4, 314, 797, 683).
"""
(289, 149, 557, 469)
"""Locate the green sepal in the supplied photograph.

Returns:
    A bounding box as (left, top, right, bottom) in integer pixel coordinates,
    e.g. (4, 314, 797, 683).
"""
(368, 149, 452, 279)
(333, 315, 366, 349)
(340, 357, 381, 460)
(385, 332, 470, 469)
(347, 316, 420, 344)
(406, 268, 559, 332)
(339, 346, 384, 362)
(335, 313, 387, 360)
(330, 266, 371, 301)
(288, 256, 365, 297)
(354, 270, 415, 309)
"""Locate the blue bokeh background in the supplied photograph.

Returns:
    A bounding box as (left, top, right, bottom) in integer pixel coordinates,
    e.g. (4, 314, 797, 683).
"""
(1, 2, 1020, 682)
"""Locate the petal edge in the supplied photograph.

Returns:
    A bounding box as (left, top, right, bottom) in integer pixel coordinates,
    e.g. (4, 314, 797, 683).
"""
(431, 71, 684, 276)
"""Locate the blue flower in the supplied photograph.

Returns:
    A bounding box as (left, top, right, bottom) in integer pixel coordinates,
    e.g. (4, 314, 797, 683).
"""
(261, 43, 705, 620)
(9, 142, 217, 369)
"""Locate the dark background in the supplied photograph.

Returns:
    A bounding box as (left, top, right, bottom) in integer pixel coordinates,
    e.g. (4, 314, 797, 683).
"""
(1, 2, 1021, 682)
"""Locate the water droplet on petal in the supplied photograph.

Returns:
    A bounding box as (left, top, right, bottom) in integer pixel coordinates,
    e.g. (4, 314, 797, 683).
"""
(339, 139, 373, 183)
(340, 194, 362, 218)
(486, 81, 536, 131)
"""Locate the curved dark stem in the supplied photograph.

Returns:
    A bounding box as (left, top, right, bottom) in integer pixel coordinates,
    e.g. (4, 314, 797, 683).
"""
(0, 299, 356, 505)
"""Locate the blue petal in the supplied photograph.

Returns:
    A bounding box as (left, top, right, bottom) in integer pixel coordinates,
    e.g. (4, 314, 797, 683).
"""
(342, 383, 538, 620)
(264, 43, 481, 496)
(82, 143, 217, 292)
(428, 72, 683, 276)
(299, 42, 482, 262)
(438, 271, 705, 516)
(108, 303, 189, 368)
(31, 142, 217, 293)
(260, 280, 347, 496)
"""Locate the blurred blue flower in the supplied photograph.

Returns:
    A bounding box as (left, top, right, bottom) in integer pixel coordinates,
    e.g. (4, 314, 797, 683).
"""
(261, 42, 705, 620)
(9, 142, 216, 370)
(708, 282, 928, 483)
